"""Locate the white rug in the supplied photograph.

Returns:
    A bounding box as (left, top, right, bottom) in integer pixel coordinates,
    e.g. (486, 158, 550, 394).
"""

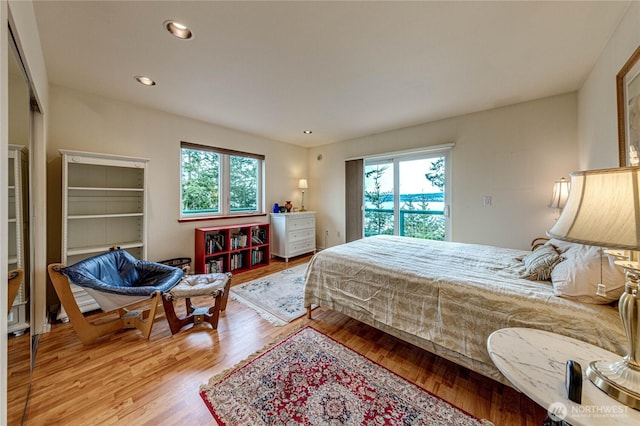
(230, 263, 311, 326)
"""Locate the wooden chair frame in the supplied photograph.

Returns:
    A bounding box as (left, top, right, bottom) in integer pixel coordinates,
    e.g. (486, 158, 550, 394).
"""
(162, 273, 231, 334)
(8, 269, 24, 315)
(531, 237, 550, 251)
(162, 293, 223, 334)
(48, 264, 162, 345)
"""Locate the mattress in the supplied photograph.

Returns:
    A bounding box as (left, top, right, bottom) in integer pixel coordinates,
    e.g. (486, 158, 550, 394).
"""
(303, 235, 626, 384)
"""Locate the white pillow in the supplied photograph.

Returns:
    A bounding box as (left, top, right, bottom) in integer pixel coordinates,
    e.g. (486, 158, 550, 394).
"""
(546, 238, 577, 254)
(550, 243, 626, 304)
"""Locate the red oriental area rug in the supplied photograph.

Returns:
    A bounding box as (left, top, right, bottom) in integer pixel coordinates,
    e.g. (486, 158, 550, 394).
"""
(200, 326, 492, 425)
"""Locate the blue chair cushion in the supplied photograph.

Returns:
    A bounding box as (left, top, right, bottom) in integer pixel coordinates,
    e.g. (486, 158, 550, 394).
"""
(61, 250, 184, 296)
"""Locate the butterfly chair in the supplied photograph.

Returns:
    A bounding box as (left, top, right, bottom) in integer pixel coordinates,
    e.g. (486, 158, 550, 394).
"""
(8, 269, 24, 315)
(48, 249, 184, 345)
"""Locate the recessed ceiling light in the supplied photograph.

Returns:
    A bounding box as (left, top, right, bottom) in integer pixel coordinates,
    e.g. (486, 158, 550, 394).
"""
(303, 130, 313, 134)
(134, 75, 156, 86)
(164, 20, 193, 40)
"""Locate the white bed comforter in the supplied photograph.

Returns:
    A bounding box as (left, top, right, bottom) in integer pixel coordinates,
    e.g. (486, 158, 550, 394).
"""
(304, 235, 626, 384)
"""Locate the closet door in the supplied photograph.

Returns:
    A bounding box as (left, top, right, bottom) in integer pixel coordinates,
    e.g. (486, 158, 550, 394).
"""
(345, 159, 363, 242)
(6, 27, 33, 425)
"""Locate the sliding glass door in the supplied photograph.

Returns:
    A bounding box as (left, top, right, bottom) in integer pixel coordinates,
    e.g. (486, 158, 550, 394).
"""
(364, 151, 449, 240)
(364, 160, 395, 236)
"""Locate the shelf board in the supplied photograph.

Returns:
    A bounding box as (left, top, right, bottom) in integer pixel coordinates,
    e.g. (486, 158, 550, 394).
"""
(68, 212, 144, 220)
(68, 186, 144, 192)
(205, 252, 228, 258)
(67, 241, 144, 256)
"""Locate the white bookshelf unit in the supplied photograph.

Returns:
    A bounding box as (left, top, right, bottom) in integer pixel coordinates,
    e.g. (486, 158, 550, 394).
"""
(59, 150, 149, 319)
(7, 145, 29, 335)
(270, 212, 316, 262)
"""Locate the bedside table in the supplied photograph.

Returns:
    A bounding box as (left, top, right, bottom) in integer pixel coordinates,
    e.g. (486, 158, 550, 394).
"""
(487, 328, 640, 426)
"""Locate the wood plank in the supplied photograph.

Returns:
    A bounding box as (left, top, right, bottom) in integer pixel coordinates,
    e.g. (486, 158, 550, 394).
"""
(20, 255, 547, 424)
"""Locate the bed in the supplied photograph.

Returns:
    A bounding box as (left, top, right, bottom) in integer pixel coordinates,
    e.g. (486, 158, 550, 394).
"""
(303, 235, 627, 385)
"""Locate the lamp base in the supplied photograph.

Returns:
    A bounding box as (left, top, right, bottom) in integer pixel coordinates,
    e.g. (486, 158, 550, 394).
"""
(587, 359, 640, 409)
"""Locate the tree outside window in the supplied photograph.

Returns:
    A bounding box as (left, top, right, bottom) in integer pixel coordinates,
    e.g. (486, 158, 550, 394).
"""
(364, 164, 394, 236)
(230, 155, 258, 212)
(181, 148, 220, 214)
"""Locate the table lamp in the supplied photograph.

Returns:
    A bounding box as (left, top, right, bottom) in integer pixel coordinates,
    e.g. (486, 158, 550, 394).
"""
(549, 177, 571, 210)
(547, 166, 640, 408)
(298, 179, 308, 212)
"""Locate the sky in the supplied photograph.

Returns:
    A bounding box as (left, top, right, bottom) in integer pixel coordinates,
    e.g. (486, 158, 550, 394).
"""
(366, 157, 442, 195)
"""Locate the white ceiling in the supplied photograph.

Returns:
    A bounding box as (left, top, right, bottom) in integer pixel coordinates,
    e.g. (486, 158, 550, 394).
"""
(32, 1, 631, 148)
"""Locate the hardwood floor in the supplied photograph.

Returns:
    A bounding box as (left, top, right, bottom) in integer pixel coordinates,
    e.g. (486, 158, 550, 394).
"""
(18, 255, 546, 425)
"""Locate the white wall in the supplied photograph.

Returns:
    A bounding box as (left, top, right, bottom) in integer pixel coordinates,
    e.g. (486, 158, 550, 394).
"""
(46, 85, 307, 268)
(309, 93, 579, 251)
(578, 1, 640, 169)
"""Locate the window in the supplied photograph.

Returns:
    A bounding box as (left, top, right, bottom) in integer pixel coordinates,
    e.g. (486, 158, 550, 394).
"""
(363, 148, 450, 241)
(180, 141, 264, 219)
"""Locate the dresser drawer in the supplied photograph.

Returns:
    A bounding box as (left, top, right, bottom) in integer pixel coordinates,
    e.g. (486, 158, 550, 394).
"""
(289, 238, 315, 256)
(289, 228, 314, 243)
(288, 217, 315, 231)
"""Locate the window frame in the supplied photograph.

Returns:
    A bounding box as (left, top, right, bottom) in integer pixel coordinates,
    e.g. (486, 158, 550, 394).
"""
(179, 141, 265, 220)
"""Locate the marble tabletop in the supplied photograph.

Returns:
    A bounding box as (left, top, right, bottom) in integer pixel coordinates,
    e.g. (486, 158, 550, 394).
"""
(487, 327, 640, 426)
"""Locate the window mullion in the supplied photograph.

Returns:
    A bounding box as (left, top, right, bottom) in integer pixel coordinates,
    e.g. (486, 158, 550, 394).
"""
(220, 154, 230, 215)
(393, 158, 400, 235)
(257, 160, 264, 211)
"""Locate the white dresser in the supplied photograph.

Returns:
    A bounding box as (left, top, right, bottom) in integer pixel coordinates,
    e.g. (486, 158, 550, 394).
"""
(270, 212, 316, 262)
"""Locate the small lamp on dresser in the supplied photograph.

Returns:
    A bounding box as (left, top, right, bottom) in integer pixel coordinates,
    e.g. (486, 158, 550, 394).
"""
(298, 179, 308, 212)
(547, 166, 640, 409)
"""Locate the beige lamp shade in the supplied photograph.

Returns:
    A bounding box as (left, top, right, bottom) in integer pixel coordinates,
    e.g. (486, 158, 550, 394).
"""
(548, 177, 570, 209)
(547, 167, 640, 250)
(297, 179, 308, 189)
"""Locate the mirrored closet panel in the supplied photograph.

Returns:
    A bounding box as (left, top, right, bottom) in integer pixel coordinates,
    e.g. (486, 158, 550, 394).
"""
(7, 26, 33, 425)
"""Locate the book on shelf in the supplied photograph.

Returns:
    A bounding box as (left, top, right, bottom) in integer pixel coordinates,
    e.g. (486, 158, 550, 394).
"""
(251, 226, 268, 245)
(251, 248, 265, 265)
(206, 258, 224, 273)
(230, 232, 248, 250)
(206, 233, 225, 254)
(230, 252, 244, 270)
